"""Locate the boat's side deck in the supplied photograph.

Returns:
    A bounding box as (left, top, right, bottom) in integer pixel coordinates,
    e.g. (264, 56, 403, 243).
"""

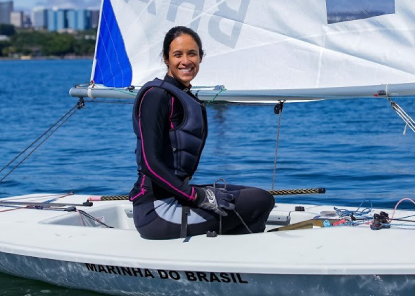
(0, 193, 364, 231)
(0, 193, 412, 232)
(1, 193, 415, 275)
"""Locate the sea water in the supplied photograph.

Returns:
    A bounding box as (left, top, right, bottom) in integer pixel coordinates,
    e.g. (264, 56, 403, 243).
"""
(0, 60, 414, 295)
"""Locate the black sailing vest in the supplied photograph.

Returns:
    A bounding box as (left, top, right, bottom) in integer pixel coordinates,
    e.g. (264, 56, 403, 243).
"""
(132, 78, 208, 178)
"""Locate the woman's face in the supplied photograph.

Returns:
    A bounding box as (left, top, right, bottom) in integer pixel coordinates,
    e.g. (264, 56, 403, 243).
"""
(164, 34, 202, 87)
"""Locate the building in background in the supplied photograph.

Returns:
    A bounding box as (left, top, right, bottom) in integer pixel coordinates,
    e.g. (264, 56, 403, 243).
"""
(10, 10, 23, 27)
(77, 10, 93, 30)
(0, 0, 13, 24)
(22, 13, 30, 27)
(0, 1, 99, 31)
(67, 9, 76, 30)
(91, 10, 100, 28)
(47, 8, 57, 31)
(32, 7, 48, 29)
(38, 7, 99, 31)
(56, 9, 68, 31)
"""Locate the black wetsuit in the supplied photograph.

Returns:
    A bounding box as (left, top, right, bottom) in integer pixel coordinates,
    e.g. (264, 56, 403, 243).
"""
(130, 75, 275, 239)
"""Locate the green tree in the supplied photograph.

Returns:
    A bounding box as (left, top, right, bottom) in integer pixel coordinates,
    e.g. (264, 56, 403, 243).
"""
(43, 33, 76, 56)
(74, 38, 96, 56)
(2, 29, 96, 57)
(0, 24, 16, 36)
(10, 31, 48, 56)
(0, 41, 11, 56)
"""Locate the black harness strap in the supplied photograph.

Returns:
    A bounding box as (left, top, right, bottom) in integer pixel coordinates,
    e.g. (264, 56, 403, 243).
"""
(180, 206, 190, 238)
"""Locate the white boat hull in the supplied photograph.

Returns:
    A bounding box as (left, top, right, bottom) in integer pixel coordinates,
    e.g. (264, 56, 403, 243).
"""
(1, 252, 414, 296)
(0, 194, 414, 295)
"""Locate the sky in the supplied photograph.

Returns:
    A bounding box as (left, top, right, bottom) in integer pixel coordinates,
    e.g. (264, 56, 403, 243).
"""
(11, 0, 101, 12)
(10, 0, 396, 15)
(326, 0, 395, 14)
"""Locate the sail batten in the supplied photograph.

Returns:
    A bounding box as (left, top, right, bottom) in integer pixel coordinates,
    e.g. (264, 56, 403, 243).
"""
(79, 0, 415, 101)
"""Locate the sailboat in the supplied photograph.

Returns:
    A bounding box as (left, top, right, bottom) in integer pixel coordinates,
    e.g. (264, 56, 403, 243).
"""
(1, 0, 415, 295)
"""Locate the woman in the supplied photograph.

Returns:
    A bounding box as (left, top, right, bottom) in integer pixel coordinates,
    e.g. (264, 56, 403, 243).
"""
(130, 26, 275, 240)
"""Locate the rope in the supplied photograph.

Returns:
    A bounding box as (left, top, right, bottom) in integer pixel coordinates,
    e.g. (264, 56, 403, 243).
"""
(0, 100, 84, 184)
(268, 188, 325, 195)
(382, 223, 415, 228)
(99, 195, 129, 201)
(84, 99, 133, 105)
(334, 198, 373, 218)
(81, 98, 282, 107)
(77, 209, 113, 228)
(98, 188, 325, 201)
(390, 198, 415, 221)
(43, 192, 74, 204)
(233, 209, 253, 234)
(389, 100, 415, 134)
(209, 88, 227, 103)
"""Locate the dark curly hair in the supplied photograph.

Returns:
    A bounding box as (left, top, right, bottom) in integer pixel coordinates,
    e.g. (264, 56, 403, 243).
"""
(162, 26, 204, 61)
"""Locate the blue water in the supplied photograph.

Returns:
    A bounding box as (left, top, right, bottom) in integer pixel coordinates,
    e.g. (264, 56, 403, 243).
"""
(0, 60, 414, 295)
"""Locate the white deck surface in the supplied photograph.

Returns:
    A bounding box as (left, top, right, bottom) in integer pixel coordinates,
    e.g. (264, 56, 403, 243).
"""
(0, 193, 414, 276)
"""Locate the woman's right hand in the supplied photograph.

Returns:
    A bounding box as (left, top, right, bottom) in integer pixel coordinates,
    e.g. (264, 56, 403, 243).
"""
(195, 186, 235, 216)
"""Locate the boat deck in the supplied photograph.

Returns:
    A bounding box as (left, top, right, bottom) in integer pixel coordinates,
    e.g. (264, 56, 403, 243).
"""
(0, 193, 414, 275)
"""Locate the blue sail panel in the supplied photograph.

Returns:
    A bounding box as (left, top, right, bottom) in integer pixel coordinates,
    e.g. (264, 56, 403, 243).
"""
(93, 0, 132, 87)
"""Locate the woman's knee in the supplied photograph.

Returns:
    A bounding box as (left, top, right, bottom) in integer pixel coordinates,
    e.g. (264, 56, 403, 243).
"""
(263, 190, 276, 211)
(235, 188, 275, 216)
(251, 188, 275, 212)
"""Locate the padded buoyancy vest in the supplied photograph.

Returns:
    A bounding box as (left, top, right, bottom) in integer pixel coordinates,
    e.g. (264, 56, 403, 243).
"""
(132, 78, 208, 179)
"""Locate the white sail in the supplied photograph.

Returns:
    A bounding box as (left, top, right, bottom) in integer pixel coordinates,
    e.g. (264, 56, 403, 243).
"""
(70, 0, 415, 101)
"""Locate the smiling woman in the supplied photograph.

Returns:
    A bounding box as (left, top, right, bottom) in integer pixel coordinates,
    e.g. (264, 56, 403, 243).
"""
(163, 29, 203, 87)
(128, 26, 275, 240)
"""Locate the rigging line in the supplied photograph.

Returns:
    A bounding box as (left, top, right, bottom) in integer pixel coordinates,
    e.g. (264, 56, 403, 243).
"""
(0, 100, 83, 184)
(0, 192, 73, 203)
(44, 192, 74, 204)
(2, 193, 74, 206)
(0, 193, 74, 212)
(0, 204, 77, 213)
(391, 214, 415, 220)
(82, 95, 278, 106)
(385, 223, 415, 228)
(392, 102, 415, 126)
(209, 87, 227, 103)
(390, 198, 415, 221)
(272, 102, 284, 191)
(395, 111, 415, 132)
(77, 209, 113, 228)
(390, 100, 415, 134)
(83, 99, 133, 105)
(0, 104, 78, 175)
(2, 193, 69, 202)
(233, 209, 253, 234)
(90, 188, 326, 201)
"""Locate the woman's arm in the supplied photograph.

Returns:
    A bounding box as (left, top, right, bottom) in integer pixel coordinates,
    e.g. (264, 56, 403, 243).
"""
(138, 87, 197, 202)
